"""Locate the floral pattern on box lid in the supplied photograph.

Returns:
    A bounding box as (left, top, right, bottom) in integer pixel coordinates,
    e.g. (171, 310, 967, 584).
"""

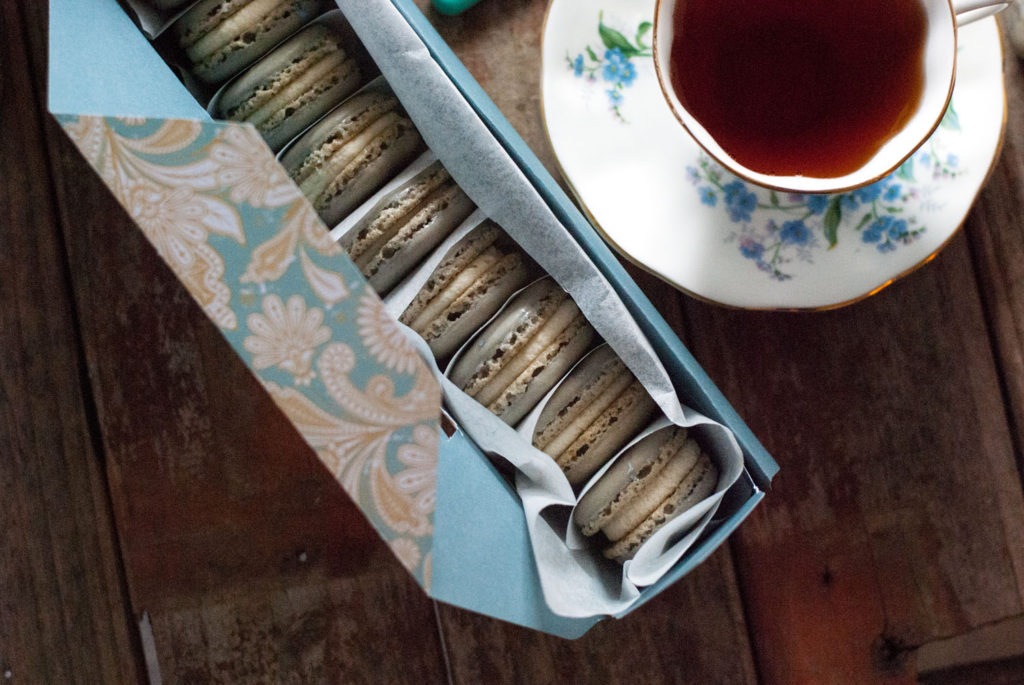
(58, 115, 441, 589)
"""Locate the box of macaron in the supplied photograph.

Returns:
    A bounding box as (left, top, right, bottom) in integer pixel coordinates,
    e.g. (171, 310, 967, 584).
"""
(48, 0, 778, 637)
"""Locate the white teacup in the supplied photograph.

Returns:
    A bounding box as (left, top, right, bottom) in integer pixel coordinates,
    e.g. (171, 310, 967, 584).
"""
(653, 0, 1009, 194)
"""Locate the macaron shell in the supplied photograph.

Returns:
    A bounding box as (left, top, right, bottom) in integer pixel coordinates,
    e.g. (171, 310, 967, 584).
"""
(176, 0, 327, 84)
(573, 426, 684, 536)
(449, 278, 563, 393)
(344, 162, 453, 266)
(216, 24, 362, 150)
(283, 89, 400, 187)
(560, 380, 659, 487)
(281, 86, 425, 227)
(472, 295, 583, 407)
(361, 181, 476, 294)
(532, 345, 625, 452)
(543, 370, 632, 457)
(604, 453, 718, 562)
(487, 314, 596, 426)
(601, 438, 701, 541)
(315, 117, 423, 226)
(398, 218, 534, 362)
(400, 221, 504, 326)
(418, 252, 530, 360)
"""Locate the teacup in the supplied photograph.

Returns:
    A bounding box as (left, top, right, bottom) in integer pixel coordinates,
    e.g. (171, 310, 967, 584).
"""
(653, 0, 1009, 194)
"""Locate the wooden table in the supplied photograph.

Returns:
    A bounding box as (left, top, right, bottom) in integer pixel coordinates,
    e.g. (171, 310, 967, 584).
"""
(4, 2, 1024, 683)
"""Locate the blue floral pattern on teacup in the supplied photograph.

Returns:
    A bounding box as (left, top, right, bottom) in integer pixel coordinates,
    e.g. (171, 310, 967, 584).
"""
(686, 105, 965, 280)
(570, 9, 968, 281)
(567, 13, 651, 121)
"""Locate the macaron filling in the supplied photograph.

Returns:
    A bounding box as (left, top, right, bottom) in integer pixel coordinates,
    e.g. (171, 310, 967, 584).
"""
(449, 278, 596, 425)
(558, 380, 657, 486)
(400, 222, 532, 360)
(177, 0, 325, 83)
(342, 165, 476, 293)
(282, 86, 424, 225)
(574, 426, 719, 562)
(452, 279, 565, 396)
(218, 24, 361, 149)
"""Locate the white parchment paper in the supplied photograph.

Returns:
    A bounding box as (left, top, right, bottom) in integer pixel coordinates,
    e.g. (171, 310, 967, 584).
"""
(334, 0, 746, 618)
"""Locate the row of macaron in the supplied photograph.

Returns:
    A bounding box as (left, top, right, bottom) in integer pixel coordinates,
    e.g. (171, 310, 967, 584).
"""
(346, 174, 720, 563)
(142, 0, 720, 563)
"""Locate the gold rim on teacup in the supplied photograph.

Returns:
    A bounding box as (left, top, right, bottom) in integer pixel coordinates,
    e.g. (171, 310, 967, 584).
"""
(651, 0, 1007, 195)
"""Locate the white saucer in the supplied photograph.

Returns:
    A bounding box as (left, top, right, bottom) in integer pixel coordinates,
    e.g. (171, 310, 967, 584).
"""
(541, 0, 1006, 309)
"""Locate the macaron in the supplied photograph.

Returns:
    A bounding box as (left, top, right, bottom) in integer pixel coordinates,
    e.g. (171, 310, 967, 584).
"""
(281, 83, 426, 228)
(340, 161, 476, 294)
(449, 278, 596, 426)
(573, 426, 718, 562)
(400, 221, 533, 360)
(215, 20, 364, 151)
(532, 345, 659, 487)
(174, 0, 328, 84)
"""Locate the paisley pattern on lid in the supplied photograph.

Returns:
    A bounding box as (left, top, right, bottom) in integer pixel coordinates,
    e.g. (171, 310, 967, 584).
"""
(58, 114, 440, 589)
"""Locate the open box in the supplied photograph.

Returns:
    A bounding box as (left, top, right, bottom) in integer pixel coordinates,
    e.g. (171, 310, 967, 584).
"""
(48, 0, 778, 638)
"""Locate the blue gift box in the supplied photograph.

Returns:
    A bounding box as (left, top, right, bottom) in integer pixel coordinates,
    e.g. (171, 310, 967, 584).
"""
(48, 0, 777, 638)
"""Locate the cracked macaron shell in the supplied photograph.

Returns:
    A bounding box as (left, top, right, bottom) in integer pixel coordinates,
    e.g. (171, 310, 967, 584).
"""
(533, 345, 659, 487)
(450, 278, 596, 426)
(215, 21, 363, 151)
(174, 0, 328, 84)
(400, 221, 533, 360)
(281, 83, 425, 227)
(341, 161, 476, 294)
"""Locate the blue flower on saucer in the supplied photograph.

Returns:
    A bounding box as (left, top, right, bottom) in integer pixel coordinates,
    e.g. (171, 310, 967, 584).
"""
(862, 216, 889, 243)
(687, 149, 937, 279)
(854, 184, 883, 203)
(740, 238, 764, 260)
(602, 48, 627, 81)
(806, 194, 829, 215)
(567, 13, 652, 123)
(723, 181, 757, 223)
(779, 220, 811, 246)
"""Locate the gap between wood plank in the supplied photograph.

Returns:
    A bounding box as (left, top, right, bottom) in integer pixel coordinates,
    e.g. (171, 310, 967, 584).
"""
(15, 1, 151, 680)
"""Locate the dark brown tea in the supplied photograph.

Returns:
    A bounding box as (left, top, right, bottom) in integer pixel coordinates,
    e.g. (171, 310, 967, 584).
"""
(669, 0, 928, 178)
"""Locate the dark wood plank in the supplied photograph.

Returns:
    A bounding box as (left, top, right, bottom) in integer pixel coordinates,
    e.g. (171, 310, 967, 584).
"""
(684, 231, 1024, 683)
(919, 656, 1024, 685)
(963, 24, 1024, 481)
(436, 547, 757, 685)
(0, 3, 143, 683)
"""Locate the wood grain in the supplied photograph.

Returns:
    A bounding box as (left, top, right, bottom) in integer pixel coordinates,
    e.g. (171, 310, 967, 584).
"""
(411, 0, 559, 176)
(10, 0, 1024, 682)
(684, 232, 1024, 683)
(436, 547, 757, 685)
(964, 30, 1024, 481)
(0, 3, 142, 682)
(919, 656, 1024, 685)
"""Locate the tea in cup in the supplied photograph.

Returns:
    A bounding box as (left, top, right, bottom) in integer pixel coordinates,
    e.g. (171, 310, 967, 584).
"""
(652, 0, 1009, 193)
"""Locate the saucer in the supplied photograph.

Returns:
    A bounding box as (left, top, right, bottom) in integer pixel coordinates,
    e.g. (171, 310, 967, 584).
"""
(540, 0, 1006, 309)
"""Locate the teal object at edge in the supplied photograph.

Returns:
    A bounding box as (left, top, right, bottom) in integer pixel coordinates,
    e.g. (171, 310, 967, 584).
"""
(432, 0, 484, 15)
